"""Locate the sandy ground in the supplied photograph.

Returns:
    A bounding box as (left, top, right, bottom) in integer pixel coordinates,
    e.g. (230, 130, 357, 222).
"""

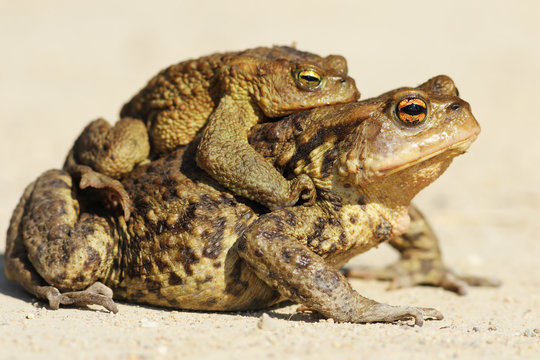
(1, 1, 539, 359)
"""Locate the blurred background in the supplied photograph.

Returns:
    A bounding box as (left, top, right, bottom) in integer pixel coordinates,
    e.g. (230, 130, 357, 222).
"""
(1, 0, 539, 277)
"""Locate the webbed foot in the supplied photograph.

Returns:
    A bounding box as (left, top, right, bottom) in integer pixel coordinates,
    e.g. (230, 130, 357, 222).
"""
(267, 174, 316, 210)
(43, 282, 118, 313)
(359, 303, 443, 326)
(344, 259, 501, 295)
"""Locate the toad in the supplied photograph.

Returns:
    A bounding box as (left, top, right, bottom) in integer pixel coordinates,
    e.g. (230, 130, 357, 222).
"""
(5, 76, 496, 325)
(66, 46, 360, 213)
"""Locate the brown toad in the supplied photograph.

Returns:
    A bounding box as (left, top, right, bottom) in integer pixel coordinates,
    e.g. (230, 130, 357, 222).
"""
(5, 76, 496, 325)
(67, 46, 359, 211)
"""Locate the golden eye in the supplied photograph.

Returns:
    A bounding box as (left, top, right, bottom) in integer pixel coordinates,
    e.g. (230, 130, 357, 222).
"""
(396, 98, 427, 125)
(296, 69, 322, 89)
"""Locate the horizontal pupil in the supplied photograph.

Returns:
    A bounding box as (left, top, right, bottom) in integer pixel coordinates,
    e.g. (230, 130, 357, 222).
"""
(302, 75, 320, 82)
(401, 104, 426, 116)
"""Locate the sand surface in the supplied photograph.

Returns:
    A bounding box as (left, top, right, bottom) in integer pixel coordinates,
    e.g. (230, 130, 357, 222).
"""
(1, 1, 539, 359)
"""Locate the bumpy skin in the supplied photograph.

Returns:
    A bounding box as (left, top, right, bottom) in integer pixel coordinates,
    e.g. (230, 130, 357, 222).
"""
(69, 46, 360, 210)
(6, 76, 494, 325)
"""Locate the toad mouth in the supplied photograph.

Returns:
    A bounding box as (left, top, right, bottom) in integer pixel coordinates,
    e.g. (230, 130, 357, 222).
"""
(375, 133, 479, 177)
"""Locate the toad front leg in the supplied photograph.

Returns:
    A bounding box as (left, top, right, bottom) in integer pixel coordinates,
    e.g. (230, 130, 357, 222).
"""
(5, 169, 118, 312)
(237, 207, 442, 325)
(345, 205, 500, 295)
(196, 96, 316, 210)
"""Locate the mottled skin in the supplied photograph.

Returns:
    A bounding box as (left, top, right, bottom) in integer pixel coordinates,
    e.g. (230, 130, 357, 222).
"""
(67, 46, 360, 211)
(6, 76, 496, 325)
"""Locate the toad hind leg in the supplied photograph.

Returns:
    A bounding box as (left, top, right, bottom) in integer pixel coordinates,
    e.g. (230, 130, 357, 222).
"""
(5, 169, 118, 313)
(237, 209, 442, 325)
(344, 204, 501, 295)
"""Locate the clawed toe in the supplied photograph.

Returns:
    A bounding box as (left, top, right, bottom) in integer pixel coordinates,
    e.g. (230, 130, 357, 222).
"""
(419, 307, 444, 321)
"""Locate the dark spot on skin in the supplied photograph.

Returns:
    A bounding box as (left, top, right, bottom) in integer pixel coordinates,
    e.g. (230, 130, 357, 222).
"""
(204, 297, 218, 307)
(145, 162, 160, 175)
(284, 210, 297, 227)
(162, 187, 179, 201)
(145, 278, 162, 291)
(254, 249, 264, 257)
(282, 104, 364, 173)
(326, 243, 337, 255)
(45, 200, 68, 219)
(134, 199, 153, 218)
(79, 223, 95, 237)
(83, 247, 101, 270)
(313, 269, 340, 294)
(202, 275, 213, 283)
(218, 193, 236, 207)
(339, 232, 348, 247)
(154, 257, 169, 272)
(296, 252, 312, 269)
(318, 189, 342, 211)
(373, 216, 393, 242)
(202, 217, 225, 259)
(237, 236, 247, 252)
(74, 274, 86, 284)
(357, 195, 365, 206)
(213, 261, 222, 268)
(167, 297, 180, 306)
(349, 216, 357, 224)
(266, 214, 284, 233)
(48, 224, 71, 241)
(48, 178, 71, 190)
(267, 271, 279, 281)
(233, 221, 247, 237)
(168, 272, 183, 285)
(320, 147, 338, 178)
(328, 217, 340, 226)
(225, 260, 248, 296)
(171, 194, 224, 235)
(159, 176, 177, 188)
(282, 249, 292, 263)
(261, 230, 279, 240)
(306, 217, 326, 246)
(51, 272, 66, 287)
(200, 194, 219, 210)
(176, 245, 199, 276)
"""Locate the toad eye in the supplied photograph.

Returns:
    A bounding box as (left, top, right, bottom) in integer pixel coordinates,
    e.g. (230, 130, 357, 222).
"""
(296, 69, 322, 89)
(396, 98, 428, 125)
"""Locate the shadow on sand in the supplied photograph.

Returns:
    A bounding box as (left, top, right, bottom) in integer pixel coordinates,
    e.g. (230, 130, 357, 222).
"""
(0, 252, 321, 322)
(0, 252, 32, 302)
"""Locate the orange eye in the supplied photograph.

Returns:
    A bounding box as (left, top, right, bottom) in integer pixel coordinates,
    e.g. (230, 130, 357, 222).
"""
(396, 98, 427, 125)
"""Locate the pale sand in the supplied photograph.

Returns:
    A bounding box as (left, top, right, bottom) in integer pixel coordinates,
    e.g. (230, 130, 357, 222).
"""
(1, 1, 539, 359)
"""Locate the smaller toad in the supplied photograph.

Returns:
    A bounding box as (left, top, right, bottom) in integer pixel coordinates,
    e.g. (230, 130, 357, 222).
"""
(67, 46, 359, 212)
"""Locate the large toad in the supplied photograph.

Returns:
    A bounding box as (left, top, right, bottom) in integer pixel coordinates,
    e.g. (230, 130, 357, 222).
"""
(67, 46, 359, 212)
(6, 76, 495, 325)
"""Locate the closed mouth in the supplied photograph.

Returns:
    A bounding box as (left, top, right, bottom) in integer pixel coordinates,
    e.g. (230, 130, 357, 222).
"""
(374, 134, 479, 177)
